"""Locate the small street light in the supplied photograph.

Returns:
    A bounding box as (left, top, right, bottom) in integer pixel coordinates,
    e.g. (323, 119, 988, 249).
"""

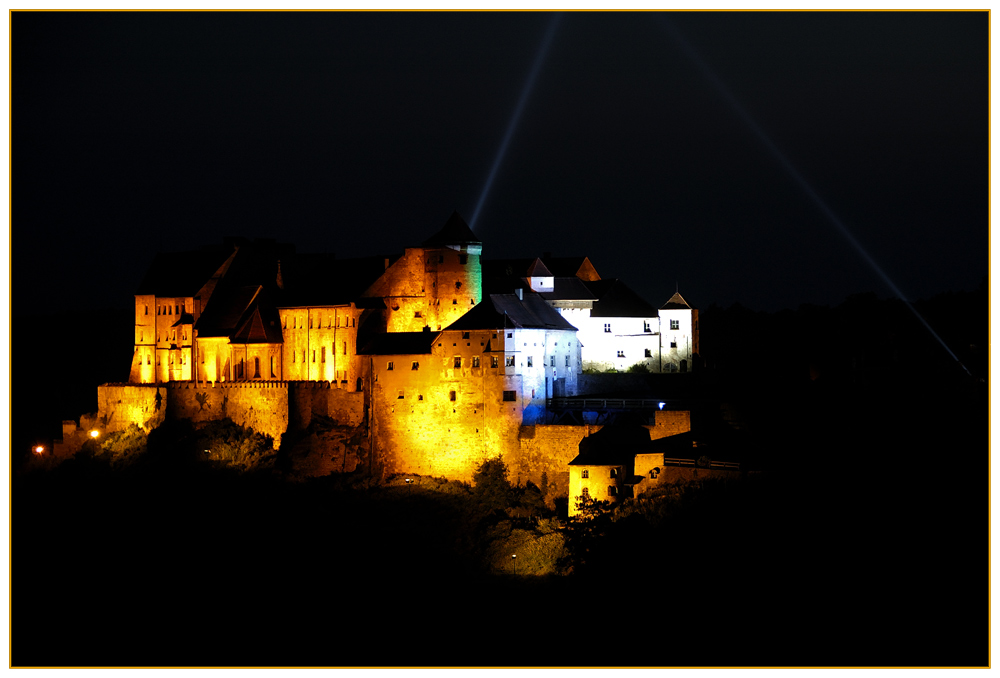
(33, 445, 44, 455)
(511, 553, 517, 575)
(405, 478, 413, 492)
(89, 429, 100, 439)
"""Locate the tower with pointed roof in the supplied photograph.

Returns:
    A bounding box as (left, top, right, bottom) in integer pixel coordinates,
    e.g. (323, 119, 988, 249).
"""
(658, 291, 699, 373)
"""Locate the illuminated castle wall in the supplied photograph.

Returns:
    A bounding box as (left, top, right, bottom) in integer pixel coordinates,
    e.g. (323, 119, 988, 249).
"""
(96, 212, 693, 494)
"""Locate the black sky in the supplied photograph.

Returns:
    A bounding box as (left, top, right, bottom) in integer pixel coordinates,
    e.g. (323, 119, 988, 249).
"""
(13, 11, 988, 314)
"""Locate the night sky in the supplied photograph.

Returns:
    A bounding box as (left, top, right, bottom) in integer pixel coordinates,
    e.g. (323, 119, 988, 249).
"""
(14, 11, 988, 314)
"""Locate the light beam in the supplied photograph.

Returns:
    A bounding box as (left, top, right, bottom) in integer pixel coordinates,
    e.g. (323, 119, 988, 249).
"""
(470, 13, 562, 230)
(661, 19, 970, 375)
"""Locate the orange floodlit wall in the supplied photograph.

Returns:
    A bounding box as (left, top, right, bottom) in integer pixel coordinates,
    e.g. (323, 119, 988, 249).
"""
(279, 306, 362, 386)
(364, 246, 482, 333)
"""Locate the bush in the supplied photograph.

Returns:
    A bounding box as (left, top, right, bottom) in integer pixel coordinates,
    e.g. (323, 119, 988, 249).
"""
(626, 362, 651, 374)
(99, 424, 148, 467)
(195, 419, 275, 472)
(472, 457, 513, 511)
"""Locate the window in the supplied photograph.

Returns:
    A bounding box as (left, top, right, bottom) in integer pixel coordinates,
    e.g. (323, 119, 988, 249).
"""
(645, 349, 652, 358)
(670, 319, 680, 330)
(649, 468, 660, 479)
(302, 350, 306, 363)
(472, 356, 480, 368)
(411, 361, 419, 370)
(452, 299, 457, 305)
(505, 356, 515, 367)
(582, 487, 590, 500)
(144, 305, 148, 315)
(312, 350, 316, 363)
(343, 342, 347, 355)
(449, 390, 456, 401)
(439, 255, 444, 263)
(527, 356, 533, 368)
(565, 355, 570, 367)
(321, 347, 326, 363)
(454, 356, 462, 369)
(617, 350, 625, 358)
(387, 361, 394, 371)
(502, 390, 517, 402)
(610, 468, 619, 478)
(398, 390, 404, 399)
(310, 317, 313, 329)
(414, 311, 422, 318)
(462, 332, 470, 339)
(604, 323, 611, 333)
(455, 281, 462, 289)
(459, 254, 467, 264)
(644, 321, 651, 332)
(253, 357, 260, 379)
(507, 332, 513, 338)
(608, 486, 618, 496)
(582, 469, 589, 479)
(670, 341, 677, 348)
(550, 356, 555, 367)
(491, 356, 499, 368)
(418, 394, 423, 401)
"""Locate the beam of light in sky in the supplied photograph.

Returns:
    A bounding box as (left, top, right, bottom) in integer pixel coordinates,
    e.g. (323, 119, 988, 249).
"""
(470, 12, 562, 230)
(661, 19, 971, 376)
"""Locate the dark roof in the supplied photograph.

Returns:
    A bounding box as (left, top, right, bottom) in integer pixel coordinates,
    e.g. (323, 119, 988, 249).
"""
(231, 301, 283, 345)
(444, 292, 577, 332)
(135, 243, 237, 297)
(195, 285, 262, 338)
(276, 254, 393, 307)
(358, 332, 438, 356)
(568, 424, 652, 466)
(587, 279, 658, 318)
(538, 277, 598, 302)
(660, 291, 693, 310)
(526, 258, 553, 277)
(171, 313, 195, 327)
(421, 211, 481, 247)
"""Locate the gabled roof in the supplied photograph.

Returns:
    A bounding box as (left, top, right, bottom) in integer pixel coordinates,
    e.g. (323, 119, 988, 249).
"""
(358, 332, 438, 356)
(526, 258, 553, 277)
(422, 211, 481, 247)
(586, 279, 659, 318)
(135, 243, 237, 297)
(231, 302, 283, 345)
(660, 292, 693, 310)
(444, 292, 577, 332)
(195, 285, 263, 338)
(568, 424, 652, 466)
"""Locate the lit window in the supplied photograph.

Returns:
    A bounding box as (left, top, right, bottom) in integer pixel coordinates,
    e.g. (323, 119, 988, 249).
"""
(454, 357, 462, 369)
(505, 356, 515, 367)
(491, 356, 499, 368)
(604, 323, 611, 333)
(645, 349, 652, 358)
(449, 391, 456, 401)
(387, 361, 394, 371)
(527, 356, 533, 367)
(670, 320, 680, 330)
(582, 469, 589, 479)
(502, 390, 516, 402)
(411, 361, 419, 371)
(472, 356, 480, 368)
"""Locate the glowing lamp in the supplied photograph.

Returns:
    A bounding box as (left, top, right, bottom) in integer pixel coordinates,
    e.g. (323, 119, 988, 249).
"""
(658, 402, 665, 410)
(89, 430, 100, 438)
(33, 445, 44, 455)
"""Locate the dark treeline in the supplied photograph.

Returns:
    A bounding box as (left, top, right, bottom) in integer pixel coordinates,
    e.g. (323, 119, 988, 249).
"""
(11, 285, 988, 667)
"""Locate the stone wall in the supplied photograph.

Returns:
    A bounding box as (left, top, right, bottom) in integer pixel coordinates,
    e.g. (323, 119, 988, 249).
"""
(164, 381, 289, 447)
(97, 383, 165, 433)
(288, 381, 365, 430)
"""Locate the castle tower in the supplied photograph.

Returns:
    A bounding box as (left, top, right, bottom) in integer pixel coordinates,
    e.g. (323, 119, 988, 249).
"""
(420, 211, 483, 331)
(658, 291, 699, 373)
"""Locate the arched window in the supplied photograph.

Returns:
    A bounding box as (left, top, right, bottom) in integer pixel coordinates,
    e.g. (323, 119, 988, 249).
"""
(254, 356, 261, 379)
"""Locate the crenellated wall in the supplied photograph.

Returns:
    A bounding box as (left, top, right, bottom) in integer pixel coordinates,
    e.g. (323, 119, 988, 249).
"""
(97, 384, 166, 433)
(164, 381, 289, 447)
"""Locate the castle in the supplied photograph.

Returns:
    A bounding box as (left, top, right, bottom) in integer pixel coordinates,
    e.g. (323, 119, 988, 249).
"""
(77, 213, 713, 511)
